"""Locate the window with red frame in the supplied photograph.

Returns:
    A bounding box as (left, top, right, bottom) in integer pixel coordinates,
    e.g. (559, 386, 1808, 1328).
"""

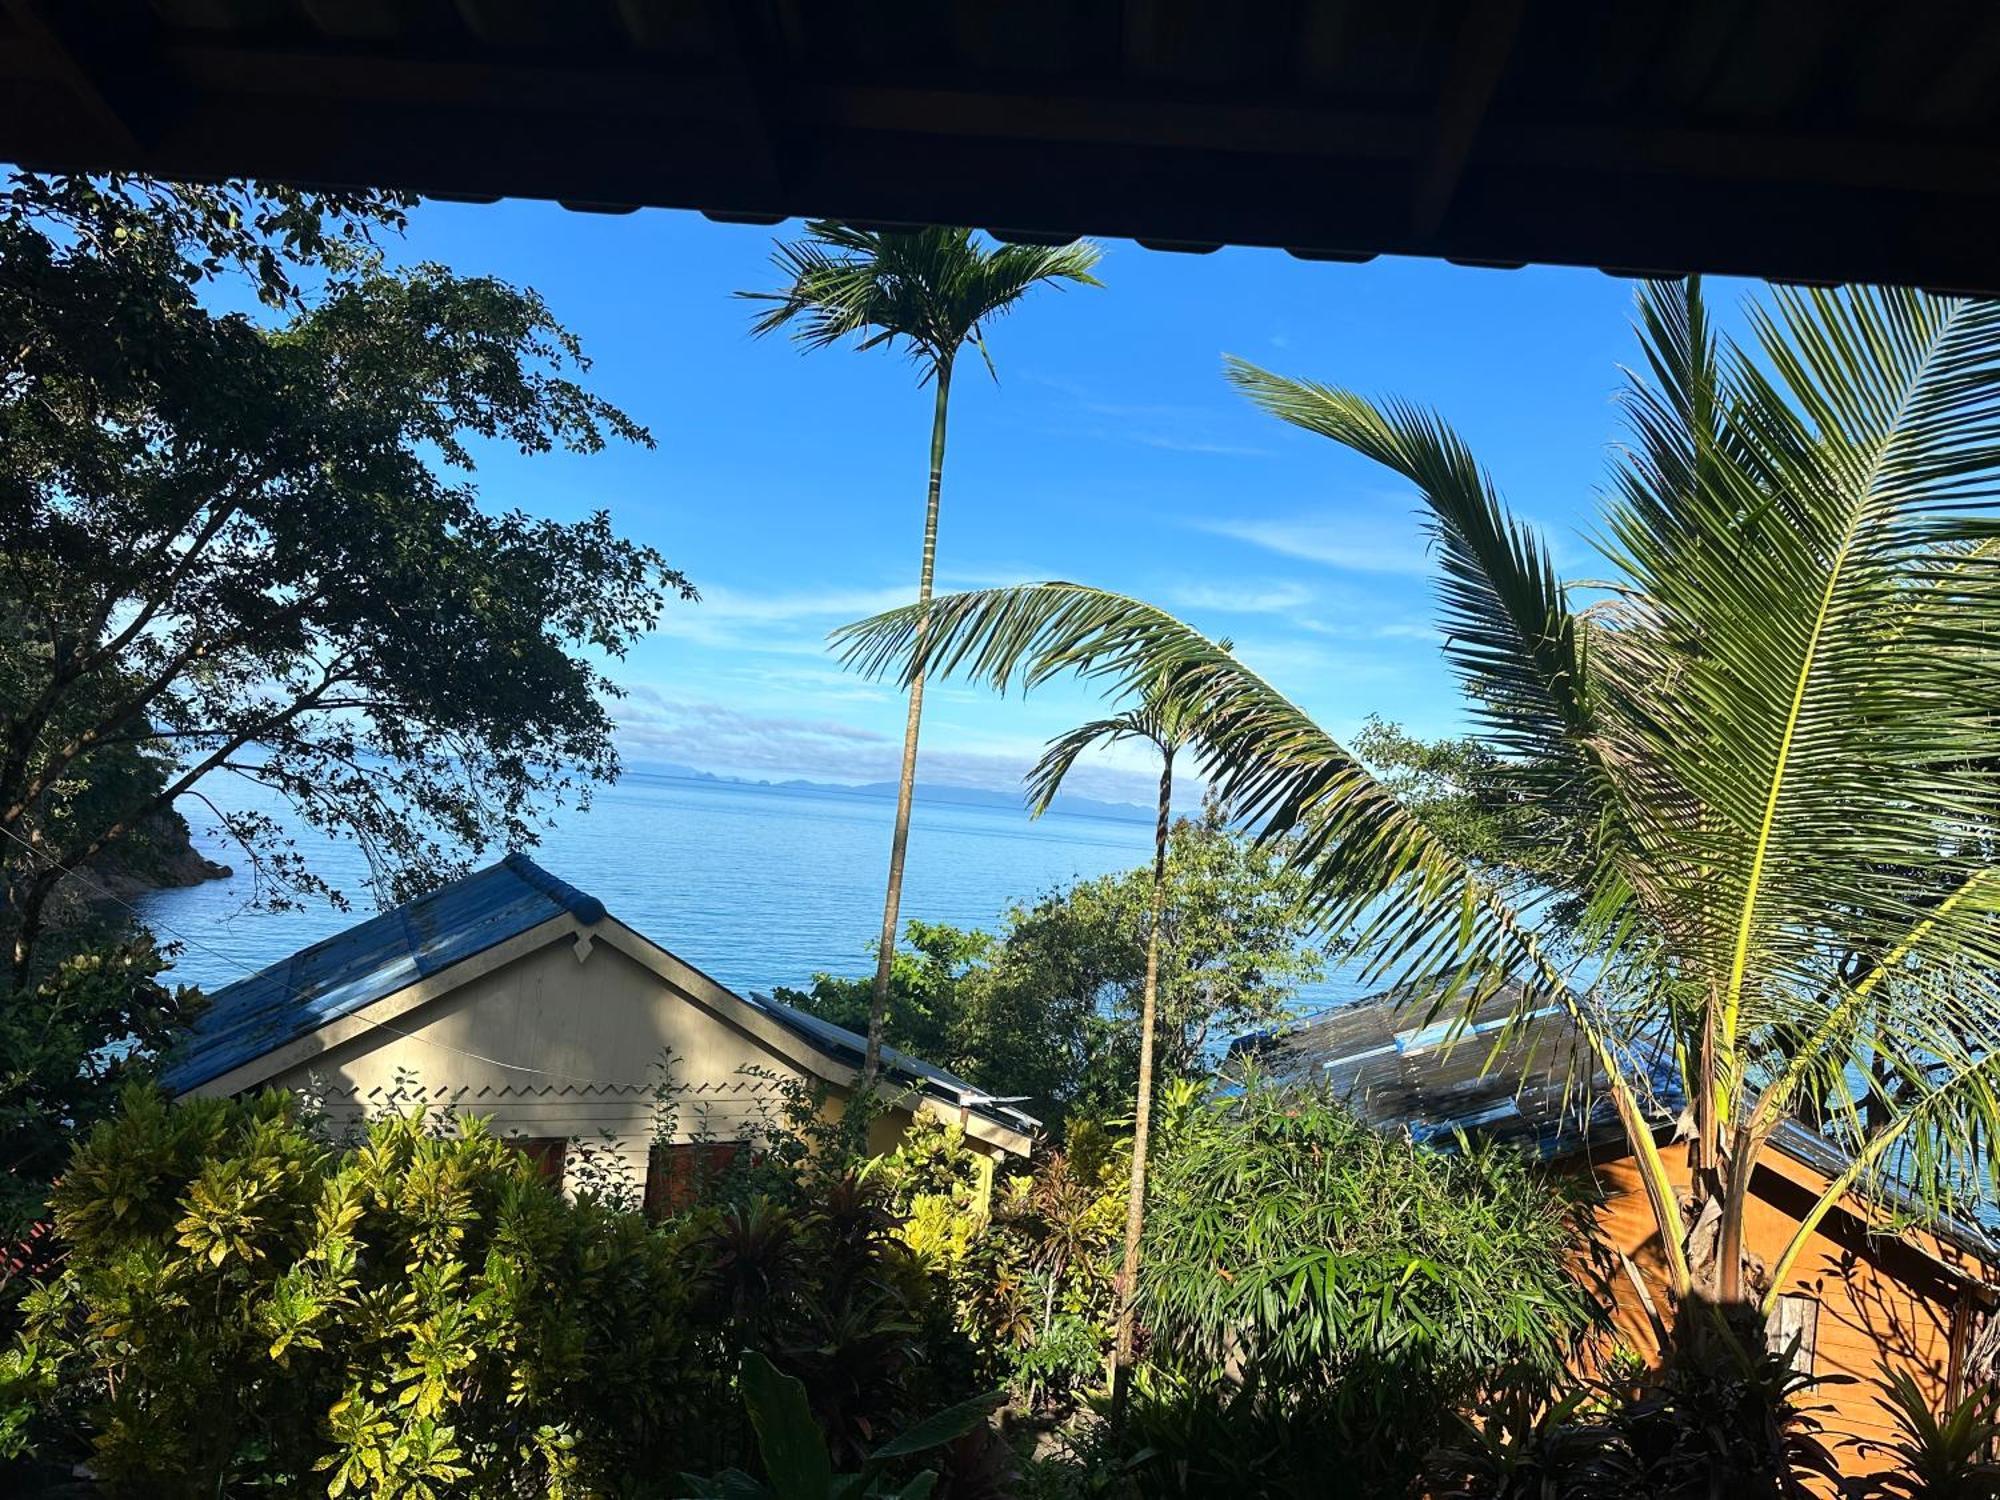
(645, 1140, 741, 1220)
(512, 1136, 567, 1185)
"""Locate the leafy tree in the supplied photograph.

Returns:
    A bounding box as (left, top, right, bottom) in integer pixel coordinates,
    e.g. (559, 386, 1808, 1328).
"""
(970, 805, 1326, 1120)
(741, 222, 1100, 1083)
(777, 810, 1325, 1126)
(834, 279, 2000, 1347)
(1, 170, 691, 987)
(0, 171, 690, 1299)
(1353, 714, 1595, 922)
(773, 920, 994, 1070)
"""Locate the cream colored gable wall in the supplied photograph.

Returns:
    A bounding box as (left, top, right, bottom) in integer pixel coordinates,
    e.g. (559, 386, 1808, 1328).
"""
(265, 938, 822, 1196)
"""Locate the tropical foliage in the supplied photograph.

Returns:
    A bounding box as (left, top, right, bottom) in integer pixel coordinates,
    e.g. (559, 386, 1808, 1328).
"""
(742, 222, 1100, 1081)
(1140, 1084, 1603, 1384)
(835, 278, 2000, 1341)
(0, 1085, 985, 1498)
(1424, 1339, 1841, 1499)
(1849, 1370, 2000, 1499)
(0, 938, 201, 1296)
(1124, 1083, 1602, 1495)
(1, 1089, 705, 1497)
(678, 1352, 1003, 1500)
(779, 810, 1325, 1126)
(12, 1066, 1927, 1496)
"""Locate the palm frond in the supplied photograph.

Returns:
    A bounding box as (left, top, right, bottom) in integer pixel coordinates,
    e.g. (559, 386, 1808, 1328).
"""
(738, 223, 1100, 380)
(1764, 1028, 2000, 1310)
(1224, 357, 1597, 778)
(1024, 712, 1147, 818)
(1603, 288, 2000, 1056)
(834, 581, 1692, 1280)
(1223, 354, 1676, 984)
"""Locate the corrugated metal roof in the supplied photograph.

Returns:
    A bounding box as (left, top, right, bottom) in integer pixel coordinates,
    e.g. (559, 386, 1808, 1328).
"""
(1228, 982, 1655, 1158)
(744, 990, 1041, 1136)
(159, 853, 1041, 1138)
(159, 853, 604, 1093)
(1230, 988, 2000, 1266)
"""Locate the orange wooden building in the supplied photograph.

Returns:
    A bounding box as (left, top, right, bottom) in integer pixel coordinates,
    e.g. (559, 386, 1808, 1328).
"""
(1583, 1125, 1995, 1476)
(1234, 992, 2000, 1481)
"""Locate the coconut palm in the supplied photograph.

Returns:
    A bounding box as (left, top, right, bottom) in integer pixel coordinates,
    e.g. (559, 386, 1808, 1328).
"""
(1027, 682, 1197, 1411)
(835, 279, 2000, 1341)
(742, 222, 1101, 1082)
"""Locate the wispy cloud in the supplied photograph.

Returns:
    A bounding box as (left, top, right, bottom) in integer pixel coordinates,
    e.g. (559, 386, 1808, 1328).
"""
(1160, 579, 1317, 616)
(1365, 621, 1438, 642)
(621, 687, 891, 747)
(1157, 578, 1437, 646)
(1126, 432, 1274, 457)
(1191, 503, 1431, 577)
(647, 582, 916, 656)
(1031, 374, 1273, 458)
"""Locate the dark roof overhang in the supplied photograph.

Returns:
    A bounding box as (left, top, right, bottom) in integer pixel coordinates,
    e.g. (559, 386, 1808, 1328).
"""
(4, 1, 1999, 292)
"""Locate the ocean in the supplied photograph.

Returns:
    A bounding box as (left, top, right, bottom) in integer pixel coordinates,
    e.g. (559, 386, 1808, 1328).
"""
(134, 770, 1359, 1013)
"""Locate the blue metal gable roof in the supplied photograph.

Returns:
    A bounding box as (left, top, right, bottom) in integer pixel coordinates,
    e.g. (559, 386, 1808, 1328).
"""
(160, 853, 604, 1094)
(158, 856, 1041, 1142)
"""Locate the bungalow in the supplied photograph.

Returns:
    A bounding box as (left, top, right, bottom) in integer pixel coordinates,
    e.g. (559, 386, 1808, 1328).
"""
(1232, 988, 2000, 1480)
(161, 854, 1037, 1210)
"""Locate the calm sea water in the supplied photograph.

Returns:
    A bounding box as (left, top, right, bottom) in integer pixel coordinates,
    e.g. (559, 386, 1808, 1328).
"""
(133, 772, 1358, 1014)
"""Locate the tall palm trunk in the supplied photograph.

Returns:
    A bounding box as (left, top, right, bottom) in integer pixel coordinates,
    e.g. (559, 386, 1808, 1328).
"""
(863, 358, 953, 1084)
(1111, 747, 1172, 1419)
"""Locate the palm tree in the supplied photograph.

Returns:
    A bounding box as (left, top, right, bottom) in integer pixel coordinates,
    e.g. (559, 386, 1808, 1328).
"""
(1026, 682, 1196, 1412)
(742, 222, 1101, 1083)
(835, 280, 2000, 1344)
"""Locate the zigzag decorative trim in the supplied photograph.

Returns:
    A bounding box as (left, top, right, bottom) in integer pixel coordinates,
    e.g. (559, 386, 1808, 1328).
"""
(341, 1080, 654, 1103)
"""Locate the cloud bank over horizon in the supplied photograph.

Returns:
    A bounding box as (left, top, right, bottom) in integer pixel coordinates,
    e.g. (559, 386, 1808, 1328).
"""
(613, 685, 1205, 809)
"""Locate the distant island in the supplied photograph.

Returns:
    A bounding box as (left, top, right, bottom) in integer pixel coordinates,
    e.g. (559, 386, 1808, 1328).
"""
(623, 761, 1162, 825)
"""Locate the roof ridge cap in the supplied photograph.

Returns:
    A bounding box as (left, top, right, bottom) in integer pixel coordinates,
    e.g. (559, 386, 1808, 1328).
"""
(501, 852, 605, 925)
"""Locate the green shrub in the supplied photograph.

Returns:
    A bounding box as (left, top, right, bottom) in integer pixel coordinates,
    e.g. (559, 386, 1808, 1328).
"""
(1, 1087, 710, 1497)
(1141, 1082, 1604, 1385)
(1116, 1081, 1605, 1493)
(677, 1351, 1002, 1500)
(1851, 1368, 2000, 1499)
(1426, 1338, 1844, 1500)
(0, 1082, 988, 1498)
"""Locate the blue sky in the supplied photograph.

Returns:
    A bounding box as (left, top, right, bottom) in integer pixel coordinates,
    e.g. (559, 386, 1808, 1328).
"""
(382, 199, 1739, 808)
